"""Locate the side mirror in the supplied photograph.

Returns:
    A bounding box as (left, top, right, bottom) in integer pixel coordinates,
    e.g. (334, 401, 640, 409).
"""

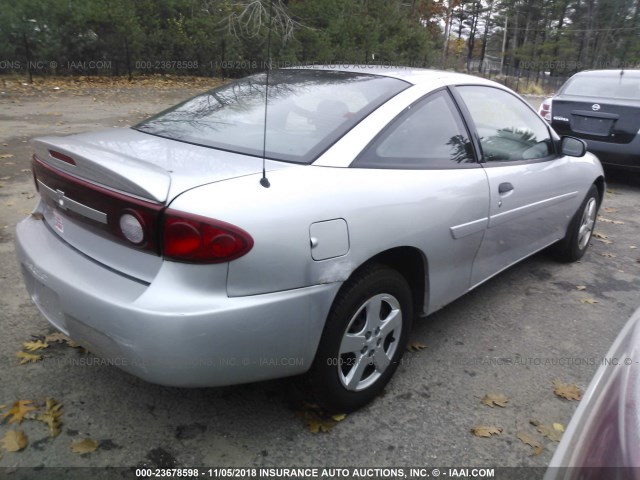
(560, 136, 587, 157)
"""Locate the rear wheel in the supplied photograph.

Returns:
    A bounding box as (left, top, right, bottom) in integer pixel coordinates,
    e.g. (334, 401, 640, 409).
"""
(306, 265, 413, 412)
(553, 184, 600, 262)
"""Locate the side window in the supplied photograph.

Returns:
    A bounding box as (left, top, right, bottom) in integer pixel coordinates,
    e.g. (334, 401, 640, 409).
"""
(353, 90, 475, 169)
(456, 86, 553, 162)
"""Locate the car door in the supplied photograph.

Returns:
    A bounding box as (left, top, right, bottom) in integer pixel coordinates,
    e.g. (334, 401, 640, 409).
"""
(452, 85, 583, 287)
(351, 88, 490, 312)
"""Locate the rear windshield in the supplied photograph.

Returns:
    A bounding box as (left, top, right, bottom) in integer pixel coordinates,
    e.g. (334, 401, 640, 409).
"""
(134, 70, 409, 164)
(561, 74, 640, 100)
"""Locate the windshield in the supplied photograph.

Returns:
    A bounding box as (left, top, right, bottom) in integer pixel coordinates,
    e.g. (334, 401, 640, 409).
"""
(134, 70, 409, 164)
(561, 73, 640, 100)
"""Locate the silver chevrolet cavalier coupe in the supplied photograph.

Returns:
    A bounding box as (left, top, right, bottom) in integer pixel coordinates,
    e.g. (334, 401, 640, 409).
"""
(16, 67, 604, 412)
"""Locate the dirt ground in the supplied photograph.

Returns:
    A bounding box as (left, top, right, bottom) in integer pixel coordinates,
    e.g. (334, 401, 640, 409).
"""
(1, 76, 640, 475)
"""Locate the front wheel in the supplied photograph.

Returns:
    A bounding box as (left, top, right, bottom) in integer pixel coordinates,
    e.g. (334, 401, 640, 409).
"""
(553, 184, 600, 262)
(306, 265, 413, 413)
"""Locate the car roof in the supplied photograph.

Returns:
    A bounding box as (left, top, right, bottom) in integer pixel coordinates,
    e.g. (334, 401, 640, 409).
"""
(572, 69, 640, 78)
(291, 65, 498, 87)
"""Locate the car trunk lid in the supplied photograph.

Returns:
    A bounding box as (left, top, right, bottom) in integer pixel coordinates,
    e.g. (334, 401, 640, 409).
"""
(32, 128, 288, 202)
(551, 96, 640, 144)
(31, 128, 288, 281)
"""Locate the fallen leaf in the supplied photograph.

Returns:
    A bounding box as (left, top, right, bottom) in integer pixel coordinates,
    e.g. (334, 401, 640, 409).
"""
(553, 379, 582, 401)
(529, 419, 563, 442)
(36, 398, 62, 437)
(517, 431, 543, 455)
(580, 297, 599, 305)
(576, 285, 587, 291)
(598, 216, 624, 225)
(44, 332, 70, 343)
(296, 403, 346, 433)
(603, 207, 618, 213)
(30, 212, 44, 220)
(16, 351, 43, 365)
(70, 438, 98, 454)
(482, 393, 508, 408)
(406, 341, 427, 352)
(0, 154, 13, 159)
(23, 340, 49, 352)
(600, 252, 617, 258)
(593, 233, 612, 244)
(544, 428, 563, 442)
(1, 430, 28, 452)
(1, 400, 37, 424)
(306, 414, 337, 433)
(0, 176, 10, 180)
(553, 423, 565, 432)
(606, 189, 617, 194)
(630, 246, 637, 250)
(471, 425, 503, 437)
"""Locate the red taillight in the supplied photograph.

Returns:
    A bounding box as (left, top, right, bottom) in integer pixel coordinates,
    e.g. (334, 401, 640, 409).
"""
(32, 156, 253, 263)
(540, 99, 552, 121)
(162, 209, 253, 263)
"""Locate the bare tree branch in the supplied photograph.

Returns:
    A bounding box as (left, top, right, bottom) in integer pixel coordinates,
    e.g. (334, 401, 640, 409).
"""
(216, 0, 306, 40)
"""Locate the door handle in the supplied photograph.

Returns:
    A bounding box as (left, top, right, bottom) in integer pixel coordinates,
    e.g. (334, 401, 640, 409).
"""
(498, 182, 514, 194)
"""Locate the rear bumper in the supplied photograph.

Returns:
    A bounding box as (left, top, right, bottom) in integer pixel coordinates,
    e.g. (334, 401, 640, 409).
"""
(583, 135, 640, 170)
(15, 215, 340, 387)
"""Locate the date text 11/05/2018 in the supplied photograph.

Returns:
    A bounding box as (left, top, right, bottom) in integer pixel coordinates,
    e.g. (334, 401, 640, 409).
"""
(134, 467, 496, 478)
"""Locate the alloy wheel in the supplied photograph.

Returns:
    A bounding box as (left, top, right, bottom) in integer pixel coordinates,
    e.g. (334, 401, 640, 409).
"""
(578, 197, 597, 250)
(337, 293, 402, 391)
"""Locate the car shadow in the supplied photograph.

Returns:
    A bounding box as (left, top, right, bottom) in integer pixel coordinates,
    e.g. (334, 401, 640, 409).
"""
(603, 167, 640, 189)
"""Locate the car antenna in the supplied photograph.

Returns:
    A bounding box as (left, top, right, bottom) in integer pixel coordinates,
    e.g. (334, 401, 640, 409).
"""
(259, 0, 274, 189)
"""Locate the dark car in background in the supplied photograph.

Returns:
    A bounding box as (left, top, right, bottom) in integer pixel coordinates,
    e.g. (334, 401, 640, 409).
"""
(539, 70, 640, 171)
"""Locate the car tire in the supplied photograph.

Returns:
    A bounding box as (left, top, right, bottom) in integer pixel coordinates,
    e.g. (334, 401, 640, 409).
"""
(306, 264, 413, 413)
(553, 184, 600, 262)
